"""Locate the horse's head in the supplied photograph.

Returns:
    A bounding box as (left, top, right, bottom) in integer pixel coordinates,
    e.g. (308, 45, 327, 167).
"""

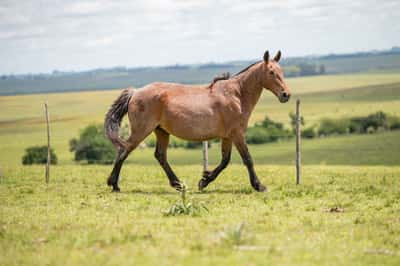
(260, 50, 291, 103)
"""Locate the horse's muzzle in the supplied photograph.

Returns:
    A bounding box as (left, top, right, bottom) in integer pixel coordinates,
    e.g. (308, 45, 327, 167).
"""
(279, 91, 290, 103)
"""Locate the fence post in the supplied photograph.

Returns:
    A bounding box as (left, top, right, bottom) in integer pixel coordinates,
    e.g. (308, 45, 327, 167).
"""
(202, 141, 208, 172)
(296, 99, 301, 185)
(45, 102, 51, 184)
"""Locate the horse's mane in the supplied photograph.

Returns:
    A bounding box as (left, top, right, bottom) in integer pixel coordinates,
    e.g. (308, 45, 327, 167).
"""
(232, 60, 261, 77)
(208, 60, 262, 90)
(208, 72, 230, 89)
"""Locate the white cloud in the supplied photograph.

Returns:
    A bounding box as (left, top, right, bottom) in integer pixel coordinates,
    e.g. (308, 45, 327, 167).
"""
(0, 0, 399, 74)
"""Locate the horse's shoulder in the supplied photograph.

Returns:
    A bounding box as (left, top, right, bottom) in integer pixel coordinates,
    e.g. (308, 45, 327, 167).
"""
(220, 80, 240, 94)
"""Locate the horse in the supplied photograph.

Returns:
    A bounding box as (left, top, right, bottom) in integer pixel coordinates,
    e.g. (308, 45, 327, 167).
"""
(104, 50, 291, 192)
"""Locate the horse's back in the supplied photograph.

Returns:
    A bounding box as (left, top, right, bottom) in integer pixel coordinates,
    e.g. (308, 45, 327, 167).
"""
(130, 82, 226, 140)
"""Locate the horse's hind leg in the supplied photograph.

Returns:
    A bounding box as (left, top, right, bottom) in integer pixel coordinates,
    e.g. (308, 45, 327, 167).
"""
(198, 138, 232, 191)
(154, 127, 182, 190)
(107, 148, 131, 192)
(107, 128, 154, 192)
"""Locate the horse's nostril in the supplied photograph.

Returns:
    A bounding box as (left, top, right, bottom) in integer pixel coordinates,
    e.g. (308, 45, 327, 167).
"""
(282, 92, 288, 98)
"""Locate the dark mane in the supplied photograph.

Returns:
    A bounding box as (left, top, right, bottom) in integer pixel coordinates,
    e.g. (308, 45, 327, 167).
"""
(233, 60, 262, 77)
(208, 60, 262, 90)
(208, 72, 231, 89)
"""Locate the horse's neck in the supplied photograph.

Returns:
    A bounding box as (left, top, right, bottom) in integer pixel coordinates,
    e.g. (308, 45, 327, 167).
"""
(235, 64, 263, 117)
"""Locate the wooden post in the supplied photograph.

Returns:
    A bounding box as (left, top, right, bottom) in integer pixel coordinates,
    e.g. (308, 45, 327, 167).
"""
(202, 141, 208, 172)
(45, 102, 51, 184)
(296, 99, 301, 185)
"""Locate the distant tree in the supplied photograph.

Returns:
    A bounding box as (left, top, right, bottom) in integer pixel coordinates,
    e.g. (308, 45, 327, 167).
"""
(318, 118, 350, 136)
(349, 111, 390, 133)
(298, 63, 318, 76)
(259, 116, 284, 129)
(316, 111, 400, 137)
(282, 65, 301, 77)
(246, 115, 293, 144)
(319, 64, 326, 74)
(22, 146, 57, 165)
(246, 127, 271, 144)
(301, 127, 316, 138)
(69, 124, 115, 164)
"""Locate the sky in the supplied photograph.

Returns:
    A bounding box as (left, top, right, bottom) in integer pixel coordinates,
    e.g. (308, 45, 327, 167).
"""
(0, 0, 399, 75)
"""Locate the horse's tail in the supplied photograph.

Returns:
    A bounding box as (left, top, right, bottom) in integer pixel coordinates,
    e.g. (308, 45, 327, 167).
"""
(104, 88, 134, 150)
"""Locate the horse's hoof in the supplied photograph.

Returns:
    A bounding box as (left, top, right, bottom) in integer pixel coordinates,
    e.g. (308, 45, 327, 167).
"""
(198, 178, 208, 192)
(112, 186, 120, 193)
(174, 185, 183, 192)
(255, 184, 267, 192)
(171, 181, 183, 192)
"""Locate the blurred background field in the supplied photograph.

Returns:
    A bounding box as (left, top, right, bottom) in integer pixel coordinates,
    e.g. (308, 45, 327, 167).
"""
(1, 71, 400, 167)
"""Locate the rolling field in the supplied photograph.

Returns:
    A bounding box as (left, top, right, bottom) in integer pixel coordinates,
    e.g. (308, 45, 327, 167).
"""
(1, 165, 399, 265)
(1, 71, 400, 166)
(1, 71, 400, 265)
(2, 52, 400, 96)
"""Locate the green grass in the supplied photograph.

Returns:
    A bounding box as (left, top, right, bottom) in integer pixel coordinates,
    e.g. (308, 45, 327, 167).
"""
(1, 71, 400, 265)
(1, 165, 399, 265)
(286, 71, 400, 94)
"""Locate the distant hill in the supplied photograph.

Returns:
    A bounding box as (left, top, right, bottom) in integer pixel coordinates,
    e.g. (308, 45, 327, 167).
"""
(1, 47, 400, 96)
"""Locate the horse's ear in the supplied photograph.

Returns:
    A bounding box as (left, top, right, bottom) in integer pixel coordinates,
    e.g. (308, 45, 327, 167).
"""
(273, 50, 281, 62)
(263, 50, 269, 62)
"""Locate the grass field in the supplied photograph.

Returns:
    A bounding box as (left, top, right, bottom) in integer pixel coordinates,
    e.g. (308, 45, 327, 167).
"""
(1, 165, 399, 265)
(1, 71, 400, 265)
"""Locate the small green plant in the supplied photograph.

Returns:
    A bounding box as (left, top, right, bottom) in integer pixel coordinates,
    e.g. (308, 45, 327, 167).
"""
(164, 182, 208, 217)
(219, 222, 247, 246)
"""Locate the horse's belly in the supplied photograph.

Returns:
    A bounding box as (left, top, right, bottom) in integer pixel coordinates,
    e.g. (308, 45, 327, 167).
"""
(160, 105, 223, 141)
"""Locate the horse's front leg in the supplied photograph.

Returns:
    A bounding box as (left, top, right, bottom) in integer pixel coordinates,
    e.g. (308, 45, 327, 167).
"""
(232, 133, 267, 192)
(198, 138, 232, 191)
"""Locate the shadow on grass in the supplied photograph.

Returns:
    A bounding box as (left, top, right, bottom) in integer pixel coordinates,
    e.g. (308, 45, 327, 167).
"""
(124, 189, 177, 195)
(119, 188, 255, 195)
(196, 188, 255, 194)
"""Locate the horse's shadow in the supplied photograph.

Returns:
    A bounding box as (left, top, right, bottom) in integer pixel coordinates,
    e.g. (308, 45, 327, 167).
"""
(122, 188, 254, 195)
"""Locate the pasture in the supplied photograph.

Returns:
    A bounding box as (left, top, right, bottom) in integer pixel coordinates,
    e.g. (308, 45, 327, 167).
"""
(1, 165, 400, 265)
(1, 71, 400, 265)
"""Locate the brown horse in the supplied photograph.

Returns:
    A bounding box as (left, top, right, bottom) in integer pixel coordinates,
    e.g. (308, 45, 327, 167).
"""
(104, 50, 291, 192)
